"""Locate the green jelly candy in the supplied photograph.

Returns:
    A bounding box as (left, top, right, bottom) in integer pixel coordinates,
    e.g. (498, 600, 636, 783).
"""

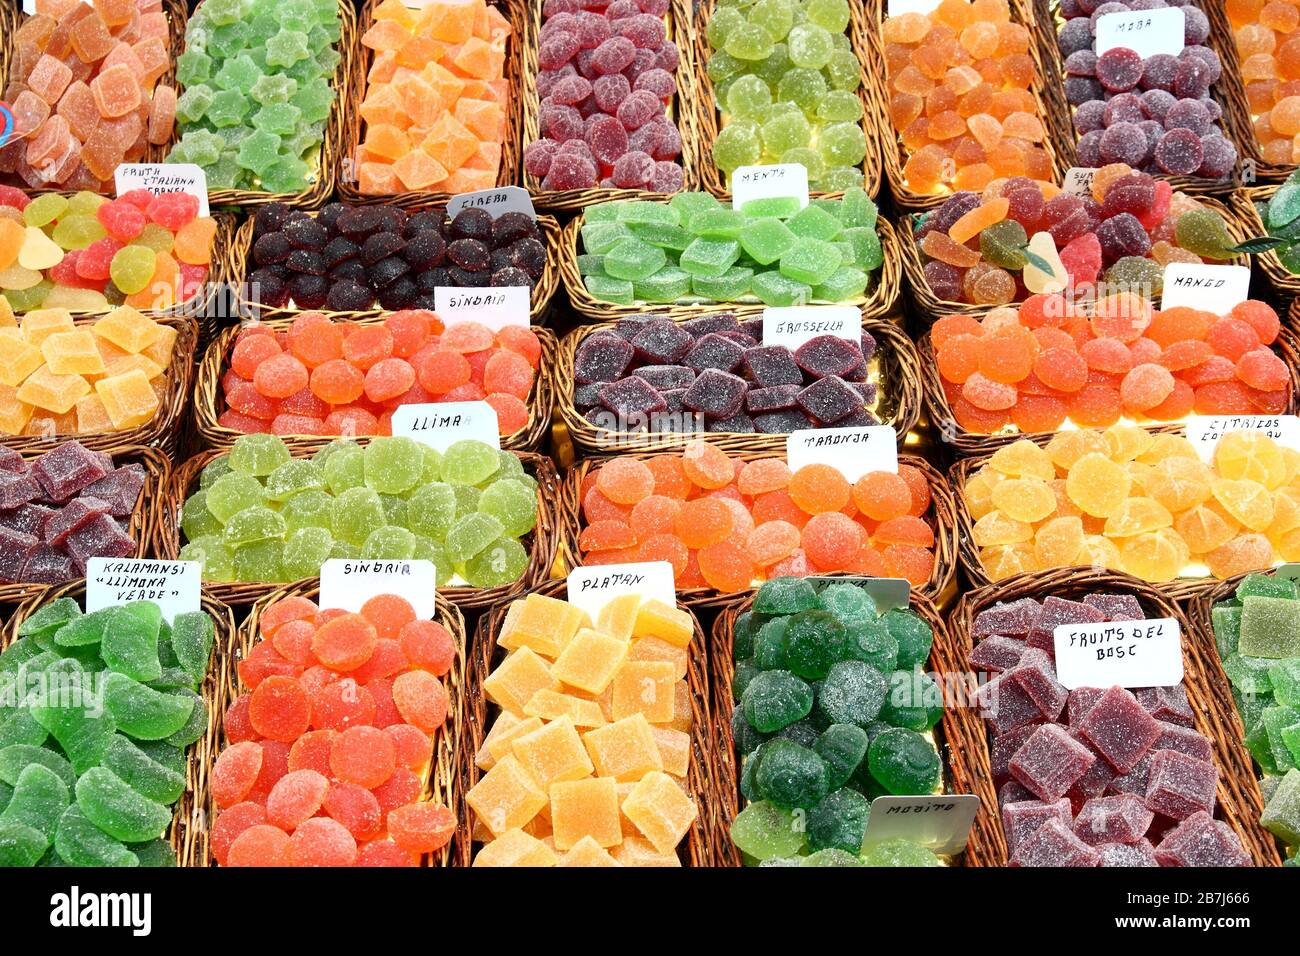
(585, 275, 634, 304)
(692, 267, 753, 300)
(463, 536, 529, 588)
(263, 459, 324, 502)
(1, 638, 47, 673)
(406, 483, 457, 539)
(603, 238, 667, 282)
(814, 723, 869, 789)
(732, 660, 760, 701)
(421, 446, 444, 483)
(707, 5, 745, 49)
(1102, 256, 1162, 297)
(725, 74, 773, 119)
(181, 490, 223, 539)
(884, 609, 933, 668)
(842, 226, 883, 270)
(714, 123, 763, 174)
(0, 705, 47, 750)
(679, 238, 741, 278)
(1, 763, 68, 841)
(18, 599, 81, 641)
(777, 67, 827, 115)
(442, 440, 500, 486)
(725, 22, 775, 60)
(411, 536, 452, 584)
(753, 576, 818, 614)
(616, 203, 678, 226)
(55, 804, 139, 867)
(199, 456, 233, 489)
(739, 197, 801, 219)
(445, 513, 505, 563)
(780, 238, 841, 285)
(738, 218, 796, 267)
(103, 673, 195, 740)
(868, 727, 940, 795)
(750, 0, 794, 40)
(362, 526, 417, 560)
(229, 433, 291, 477)
(826, 47, 862, 91)
(781, 146, 825, 181)
(731, 703, 769, 755)
(478, 479, 537, 537)
(364, 437, 424, 494)
(761, 110, 812, 155)
(817, 90, 862, 123)
(627, 221, 692, 251)
(788, 23, 833, 69)
(577, 254, 606, 278)
(1174, 208, 1235, 259)
(454, 484, 483, 517)
(180, 537, 234, 581)
(24, 194, 69, 227)
(1238, 573, 1299, 600)
(839, 188, 877, 228)
(754, 620, 789, 670)
(1261, 768, 1300, 845)
(146, 668, 190, 693)
(819, 122, 867, 168)
(100, 608, 161, 683)
(861, 837, 941, 867)
(634, 267, 693, 303)
(670, 192, 720, 221)
(331, 487, 387, 546)
(54, 611, 112, 649)
(784, 610, 846, 679)
(128, 838, 176, 867)
(823, 165, 865, 190)
(323, 445, 366, 494)
(754, 737, 829, 808)
(108, 245, 157, 296)
(807, 786, 870, 853)
(282, 527, 334, 579)
(205, 473, 265, 523)
(102, 735, 185, 805)
(979, 220, 1029, 270)
(52, 215, 107, 251)
(0, 744, 75, 789)
(881, 669, 943, 731)
(1270, 659, 1300, 708)
(164, 690, 207, 748)
(686, 208, 748, 240)
(800, 847, 861, 866)
(1226, 654, 1275, 695)
(733, 611, 765, 660)
(814, 267, 869, 301)
(818, 660, 888, 727)
(742, 669, 813, 732)
(1263, 705, 1300, 771)
(580, 221, 632, 254)
(807, 0, 850, 30)
(282, 489, 333, 532)
(1240, 596, 1300, 658)
(74, 767, 171, 844)
(786, 204, 841, 241)
(817, 582, 874, 624)
(730, 799, 806, 859)
(845, 620, 899, 673)
(170, 612, 214, 684)
(223, 505, 287, 547)
(0, 820, 48, 866)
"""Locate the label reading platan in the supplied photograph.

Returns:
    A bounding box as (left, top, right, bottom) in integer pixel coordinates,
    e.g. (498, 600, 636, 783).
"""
(863, 795, 981, 856)
(391, 400, 501, 452)
(1094, 7, 1185, 59)
(1053, 617, 1184, 690)
(761, 306, 862, 349)
(446, 186, 536, 220)
(318, 560, 436, 619)
(115, 164, 210, 216)
(567, 561, 676, 621)
(808, 576, 911, 613)
(1062, 167, 1097, 197)
(1160, 263, 1251, 313)
(731, 164, 810, 212)
(432, 286, 530, 330)
(787, 425, 898, 483)
(86, 558, 201, 622)
(1186, 415, 1300, 461)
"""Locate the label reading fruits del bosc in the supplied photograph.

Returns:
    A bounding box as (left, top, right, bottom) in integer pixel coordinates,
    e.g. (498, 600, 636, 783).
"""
(1061, 168, 1096, 197)
(1094, 7, 1186, 59)
(115, 164, 210, 217)
(318, 559, 436, 619)
(761, 306, 862, 349)
(1160, 263, 1251, 313)
(731, 164, 810, 212)
(446, 186, 537, 221)
(86, 558, 201, 622)
(1053, 617, 1184, 690)
(391, 400, 501, 453)
(1185, 415, 1300, 462)
(567, 561, 676, 620)
(432, 286, 530, 331)
(809, 576, 911, 613)
(862, 795, 982, 856)
(786, 425, 898, 483)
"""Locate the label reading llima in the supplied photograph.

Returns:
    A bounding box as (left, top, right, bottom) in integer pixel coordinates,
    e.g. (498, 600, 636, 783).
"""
(391, 400, 500, 452)
(115, 164, 210, 216)
(1062, 167, 1097, 197)
(786, 425, 897, 483)
(731, 164, 809, 212)
(446, 186, 536, 221)
(567, 561, 676, 621)
(318, 559, 436, 619)
(863, 795, 981, 856)
(761, 306, 862, 349)
(1186, 415, 1300, 461)
(1053, 617, 1184, 690)
(86, 558, 201, 622)
(1094, 7, 1185, 59)
(433, 286, 530, 330)
(1160, 263, 1251, 312)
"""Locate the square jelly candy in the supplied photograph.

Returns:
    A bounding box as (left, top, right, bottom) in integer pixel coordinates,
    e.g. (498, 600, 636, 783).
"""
(1077, 687, 1161, 774)
(795, 376, 861, 425)
(1010, 724, 1096, 802)
(682, 369, 747, 420)
(743, 346, 803, 388)
(574, 333, 634, 385)
(1144, 750, 1218, 821)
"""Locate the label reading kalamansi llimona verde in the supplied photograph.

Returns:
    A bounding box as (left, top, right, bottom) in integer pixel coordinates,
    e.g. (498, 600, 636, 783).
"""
(391, 400, 501, 453)
(786, 425, 898, 483)
(761, 306, 862, 350)
(1052, 617, 1184, 690)
(1094, 7, 1186, 59)
(318, 559, 436, 619)
(862, 795, 982, 856)
(446, 186, 537, 220)
(731, 164, 810, 212)
(86, 558, 202, 622)
(432, 286, 530, 330)
(567, 561, 677, 620)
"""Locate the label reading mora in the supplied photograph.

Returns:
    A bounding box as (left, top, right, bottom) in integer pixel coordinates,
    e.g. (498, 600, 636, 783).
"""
(761, 306, 862, 349)
(1094, 7, 1185, 59)
(433, 286, 530, 330)
(1061, 167, 1097, 197)
(318, 559, 436, 620)
(86, 558, 202, 622)
(862, 795, 982, 856)
(115, 163, 210, 217)
(1186, 414, 1300, 461)
(731, 163, 810, 212)
(567, 561, 676, 621)
(786, 425, 898, 483)
(1053, 617, 1184, 690)
(446, 186, 537, 221)
(391, 400, 501, 453)
(1160, 263, 1251, 313)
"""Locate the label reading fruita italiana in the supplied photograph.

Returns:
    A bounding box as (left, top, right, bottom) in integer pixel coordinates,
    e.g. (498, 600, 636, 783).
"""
(446, 186, 537, 221)
(391, 400, 501, 452)
(1053, 617, 1185, 690)
(862, 795, 981, 856)
(318, 559, 436, 620)
(1185, 415, 1300, 462)
(1094, 7, 1186, 59)
(761, 306, 862, 349)
(567, 561, 677, 620)
(731, 164, 810, 212)
(115, 164, 210, 217)
(86, 558, 202, 622)
(786, 425, 898, 483)
(432, 286, 530, 330)
(1160, 263, 1251, 313)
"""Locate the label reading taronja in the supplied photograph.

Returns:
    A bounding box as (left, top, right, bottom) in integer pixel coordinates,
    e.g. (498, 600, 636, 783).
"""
(1094, 7, 1186, 59)
(1160, 263, 1251, 312)
(432, 286, 530, 330)
(786, 425, 898, 483)
(731, 164, 810, 212)
(318, 559, 436, 619)
(567, 561, 676, 621)
(862, 795, 982, 856)
(115, 164, 210, 217)
(1185, 415, 1300, 462)
(1053, 617, 1184, 690)
(391, 400, 501, 453)
(86, 558, 201, 622)
(761, 306, 862, 349)
(446, 186, 536, 220)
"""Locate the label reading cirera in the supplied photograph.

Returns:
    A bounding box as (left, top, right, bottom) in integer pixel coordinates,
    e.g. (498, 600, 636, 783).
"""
(786, 425, 898, 483)
(433, 286, 530, 330)
(318, 559, 436, 620)
(86, 558, 201, 622)
(115, 164, 210, 216)
(391, 400, 500, 453)
(761, 306, 862, 349)
(862, 795, 981, 856)
(1094, 7, 1185, 59)
(567, 561, 676, 620)
(731, 164, 810, 212)
(446, 186, 536, 220)
(1053, 617, 1184, 690)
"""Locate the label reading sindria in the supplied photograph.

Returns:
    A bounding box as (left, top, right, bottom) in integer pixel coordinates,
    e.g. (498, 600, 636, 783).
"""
(86, 558, 201, 622)
(432, 286, 530, 330)
(391, 400, 501, 453)
(567, 561, 676, 621)
(731, 164, 810, 212)
(1160, 263, 1251, 312)
(808, 576, 911, 613)
(115, 164, 210, 217)
(1094, 7, 1186, 59)
(318, 559, 436, 619)
(1061, 167, 1097, 197)
(786, 425, 898, 483)
(761, 306, 862, 349)
(862, 795, 981, 856)
(1053, 617, 1184, 690)
(1186, 415, 1300, 461)
(446, 186, 536, 221)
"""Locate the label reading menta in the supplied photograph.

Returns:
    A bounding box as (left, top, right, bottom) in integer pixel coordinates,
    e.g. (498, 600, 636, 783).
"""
(1061, 167, 1097, 197)
(1053, 617, 1184, 690)
(731, 164, 810, 212)
(446, 186, 536, 221)
(1186, 415, 1300, 461)
(1094, 7, 1186, 59)
(1160, 263, 1251, 312)
(318, 559, 436, 619)
(761, 306, 862, 349)
(86, 558, 201, 622)
(432, 286, 530, 330)
(786, 425, 898, 483)
(391, 400, 501, 453)
(862, 795, 982, 856)
(115, 164, 210, 217)
(567, 561, 676, 621)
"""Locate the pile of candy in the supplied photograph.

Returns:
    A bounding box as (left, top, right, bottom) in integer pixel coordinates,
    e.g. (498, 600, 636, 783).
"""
(246, 202, 546, 313)
(0, 304, 178, 437)
(168, 0, 341, 193)
(574, 314, 879, 435)
(932, 297, 1289, 435)
(4, 1, 173, 190)
(356, 0, 510, 194)
(886, 0, 1053, 195)
(1231, 0, 1300, 165)
(973, 591, 1250, 866)
(179, 434, 537, 587)
(1058, 0, 1236, 179)
(705, 0, 868, 193)
(211, 594, 455, 866)
(918, 164, 1238, 305)
(0, 188, 214, 315)
(965, 428, 1300, 583)
(0, 597, 214, 867)
(219, 311, 539, 438)
(729, 577, 944, 867)
(522, 0, 684, 193)
(468, 592, 699, 866)
(579, 189, 883, 305)
(0, 441, 143, 584)
(578, 440, 935, 589)
(1210, 573, 1300, 858)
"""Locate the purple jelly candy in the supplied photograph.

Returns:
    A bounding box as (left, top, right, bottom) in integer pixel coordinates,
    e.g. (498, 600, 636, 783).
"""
(0, 526, 38, 582)
(0, 448, 24, 472)
(753, 408, 813, 434)
(574, 332, 634, 384)
(1165, 98, 1211, 135)
(592, 36, 636, 75)
(538, 31, 582, 71)
(1010, 817, 1101, 867)
(743, 345, 803, 387)
(636, 365, 696, 390)
(796, 376, 863, 425)
(1099, 122, 1149, 167)
(1067, 687, 1105, 726)
(540, 102, 584, 142)
(598, 375, 667, 419)
(630, 319, 693, 364)
(574, 383, 602, 409)
(634, 68, 675, 98)
(1025, 596, 1105, 652)
(1088, 0, 1128, 31)
(524, 139, 558, 178)
(1153, 811, 1249, 867)
(616, 90, 663, 130)
(851, 382, 878, 407)
(1103, 92, 1143, 126)
(682, 368, 747, 419)
(21, 545, 74, 584)
(679, 313, 739, 338)
(1149, 685, 1194, 727)
(793, 335, 863, 378)
(981, 673, 1047, 736)
(1010, 723, 1097, 802)
(974, 597, 1043, 638)
(576, 11, 611, 49)
(1151, 720, 1212, 761)
(1096, 212, 1151, 265)
(620, 13, 666, 49)
(1057, 16, 1093, 56)
(684, 333, 744, 374)
(990, 722, 1041, 781)
(998, 780, 1034, 806)
(613, 314, 656, 340)
(42, 495, 111, 547)
(83, 466, 145, 516)
(0, 503, 56, 538)
(970, 636, 1026, 673)
(593, 73, 632, 113)
(1139, 88, 1176, 123)
(1073, 793, 1154, 846)
(1007, 649, 1069, 721)
(1173, 57, 1211, 99)
(1065, 49, 1097, 76)
(1078, 687, 1162, 773)
(1081, 592, 1143, 622)
(1197, 133, 1236, 179)
(543, 153, 598, 190)
(1144, 750, 1218, 820)
(1002, 798, 1073, 855)
(1186, 45, 1222, 84)
(551, 75, 593, 105)
(65, 514, 134, 572)
(707, 411, 755, 433)
(746, 384, 801, 414)
(1107, 751, 1156, 798)
(611, 150, 656, 188)
(586, 114, 629, 165)
(1069, 733, 1117, 800)
(1074, 99, 1106, 134)
(1097, 47, 1143, 92)
(1098, 840, 1158, 867)
(650, 161, 684, 193)
(1139, 53, 1178, 92)
(1155, 128, 1203, 175)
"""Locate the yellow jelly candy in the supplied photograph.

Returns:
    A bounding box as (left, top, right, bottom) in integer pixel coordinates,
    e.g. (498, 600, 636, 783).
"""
(1205, 533, 1274, 579)
(973, 510, 1034, 547)
(17, 226, 64, 271)
(1144, 457, 1212, 512)
(41, 329, 106, 377)
(1214, 431, 1287, 489)
(94, 369, 160, 429)
(1034, 515, 1085, 566)
(633, 599, 694, 647)
(610, 834, 680, 866)
(482, 646, 560, 714)
(550, 628, 628, 695)
(140, 323, 178, 369)
(476, 712, 530, 771)
(92, 305, 163, 354)
(511, 715, 594, 789)
(0, 384, 33, 435)
(620, 771, 697, 856)
(472, 828, 557, 867)
(557, 835, 620, 866)
(1119, 528, 1190, 582)
(988, 439, 1055, 480)
(15, 365, 90, 415)
(582, 713, 663, 781)
(20, 308, 75, 346)
(499, 593, 587, 657)
(1048, 478, 1084, 519)
(1066, 453, 1132, 518)
(596, 594, 641, 641)
(0, 295, 15, 327)
(102, 353, 164, 381)
(980, 543, 1038, 580)
(1174, 504, 1238, 554)
(1280, 447, 1300, 486)
(523, 689, 607, 728)
(1135, 432, 1199, 465)
(465, 755, 548, 836)
(0, 330, 43, 387)
(963, 468, 1006, 519)
(550, 777, 621, 851)
(668, 682, 692, 734)
(0, 264, 42, 291)
(1103, 497, 1173, 537)
(1077, 534, 1121, 570)
(991, 477, 1055, 522)
(1102, 424, 1155, 463)
(1210, 478, 1275, 531)
(650, 726, 691, 777)
(1022, 231, 1067, 294)
(74, 394, 113, 433)
(42, 287, 109, 312)
(1267, 489, 1300, 542)
(611, 661, 676, 723)
(628, 637, 688, 680)
(1046, 429, 1109, 471)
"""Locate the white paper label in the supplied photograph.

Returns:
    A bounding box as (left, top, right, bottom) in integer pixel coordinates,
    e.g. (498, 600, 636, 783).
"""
(446, 186, 536, 221)
(731, 164, 810, 212)
(886, 0, 942, 14)
(1061, 167, 1096, 197)
(567, 561, 676, 621)
(761, 306, 861, 349)
(115, 164, 210, 217)
(1274, 564, 1300, 580)
(1160, 264, 1251, 312)
(432, 286, 530, 330)
(863, 795, 981, 856)
(318, 559, 436, 619)
(390, 400, 500, 452)
(1053, 617, 1184, 690)
(1186, 415, 1300, 461)
(22, 0, 35, 14)
(86, 558, 201, 622)
(1094, 7, 1185, 59)
(808, 576, 911, 613)
(786, 425, 898, 482)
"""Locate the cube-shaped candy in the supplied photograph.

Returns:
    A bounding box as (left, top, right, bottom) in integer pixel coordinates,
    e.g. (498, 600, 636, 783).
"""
(629, 636, 688, 680)
(0, 469, 42, 509)
(1098, 840, 1158, 867)
(1009, 817, 1101, 867)
(980, 673, 1045, 736)
(523, 689, 607, 728)
(1106, 751, 1156, 798)
(510, 715, 594, 789)
(583, 713, 663, 781)
(574, 332, 634, 384)
(1009, 723, 1096, 802)
(682, 368, 747, 420)
(989, 722, 1040, 782)
(0, 526, 38, 583)
(499, 593, 587, 658)
(557, 835, 621, 866)
(683, 333, 744, 374)
(21, 308, 75, 347)
(595, 594, 641, 641)
(611, 660, 676, 723)
(64, 514, 134, 571)
(1006, 650, 1068, 722)
(1139, 685, 1194, 728)
(1082, 593, 1143, 622)
(1144, 750, 1218, 820)
(472, 827, 558, 867)
(95, 369, 160, 429)
(650, 726, 691, 777)
(1239, 596, 1300, 659)
(668, 681, 692, 733)
(1068, 734, 1117, 802)
(973, 597, 1042, 638)
(630, 320, 692, 365)
(16, 365, 91, 416)
(1071, 794, 1154, 846)
(41, 329, 106, 377)
(633, 599, 693, 647)
(796, 375, 863, 425)
(549, 777, 621, 850)
(1001, 797, 1072, 854)
(0, 332, 44, 387)
(1067, 687, 1105, 726)
(42, 494, 111, 546)
(550, 627, 628, 694)
(465, 754, 548, 836)
(140, 323, 178, 369)
(1260, 768, 1300, 845)
(610, 834, 681, 866)
(1153, 811, 1250, 867)
(476, 712, 535, 771)
(1151, 721, 1212, 761)
(620, 771, 697, 856)
(743, 345, 803, 388)
(1078, 687, 1162, 773)
(32, 440, 110, 499)
(481, 646, 560, 714)
(598, 376, 666, 420)
(969, 636, 1025, 673)
(0, 386, 34, 436)
(22, 545, 75, 584)
(1026, 597, 1106, 652)
(83, 465, 146, 516)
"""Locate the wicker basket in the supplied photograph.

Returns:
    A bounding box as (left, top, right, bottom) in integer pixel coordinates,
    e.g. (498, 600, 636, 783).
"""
(946, 566, 1283, 866)
(451, 578, 720, 866)
(156, 445, 561, 610)
(902, 196, 1254, 319)
(920, 324, 1300, 458)
(1229, 185, 1300, 304)
(183, 578, 466, 866)
(520, 0, 704, 212)
(694, 0, 883, 203)
(709, 586, 988, 866)
(191, 317, 556, 454)
(3, 580, 237, 867)
(558, 450, 958, 608)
